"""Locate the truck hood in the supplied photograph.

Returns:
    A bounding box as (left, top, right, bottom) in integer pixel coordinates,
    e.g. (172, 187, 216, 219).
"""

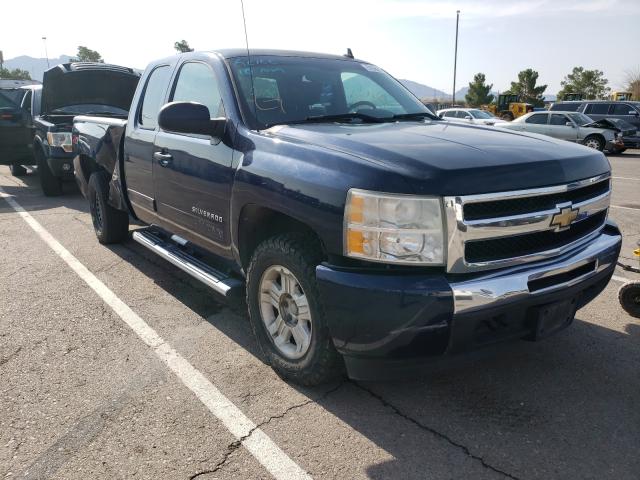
(41, 63, 140, 114)
(269, 121, 610, 195)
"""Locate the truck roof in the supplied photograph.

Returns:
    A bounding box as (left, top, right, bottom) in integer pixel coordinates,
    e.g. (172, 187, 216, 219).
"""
(212, 49, 364, 61)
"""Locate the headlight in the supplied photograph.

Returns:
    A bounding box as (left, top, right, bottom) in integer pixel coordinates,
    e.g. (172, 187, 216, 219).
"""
(344, 189, 445, 265)
(46, 132, 73, 153)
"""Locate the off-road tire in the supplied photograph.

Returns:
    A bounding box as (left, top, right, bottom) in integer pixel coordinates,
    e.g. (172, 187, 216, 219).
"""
(10, 164, 27, 177)
(88, 170, 129, 244)
(246, 233, 343, 385)
(583, 135, 605, 151)
(618, 281, 640, 319)
(36, 150, 62, 196)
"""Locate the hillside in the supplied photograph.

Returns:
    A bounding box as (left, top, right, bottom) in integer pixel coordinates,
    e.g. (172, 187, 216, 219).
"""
(3, 55, 73, 81)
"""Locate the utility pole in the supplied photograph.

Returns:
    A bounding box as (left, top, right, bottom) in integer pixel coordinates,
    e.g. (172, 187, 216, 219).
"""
(452, 10, 460, 105)
(42, 37, 50, 68)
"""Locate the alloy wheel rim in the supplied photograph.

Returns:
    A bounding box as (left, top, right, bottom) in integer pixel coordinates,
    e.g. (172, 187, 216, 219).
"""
(93, 192, 103, 233)
(259, 265, 312, 360)
(585, 139, 600, 149)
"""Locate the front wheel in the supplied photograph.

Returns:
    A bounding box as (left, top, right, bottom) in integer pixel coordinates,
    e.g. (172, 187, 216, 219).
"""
(619, 282, 640, 319)
(36, 151, 62, 196)
(583, 135, 605, 151)
(246, 233, 343, 385)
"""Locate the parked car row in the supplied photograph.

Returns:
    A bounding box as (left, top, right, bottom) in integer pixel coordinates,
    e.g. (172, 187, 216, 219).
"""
(0, 63, 140, 195)
(435, 100, 639, 152)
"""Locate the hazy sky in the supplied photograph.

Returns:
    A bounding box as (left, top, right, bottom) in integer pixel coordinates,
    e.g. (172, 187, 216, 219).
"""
(2, 0, 639, 93)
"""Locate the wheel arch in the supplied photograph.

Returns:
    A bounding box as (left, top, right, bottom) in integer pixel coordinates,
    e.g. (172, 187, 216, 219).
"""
(236, 204, 327, 271)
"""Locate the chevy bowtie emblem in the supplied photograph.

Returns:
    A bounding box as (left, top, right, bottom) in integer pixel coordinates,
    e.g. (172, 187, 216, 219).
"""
(550, 204, 579, 231)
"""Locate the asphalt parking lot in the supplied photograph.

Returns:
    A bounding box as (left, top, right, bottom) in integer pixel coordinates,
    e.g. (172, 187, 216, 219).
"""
(1, 151, 639, 480)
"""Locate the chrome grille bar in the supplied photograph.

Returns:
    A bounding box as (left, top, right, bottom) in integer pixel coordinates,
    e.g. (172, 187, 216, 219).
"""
(444, 174, 611, 273)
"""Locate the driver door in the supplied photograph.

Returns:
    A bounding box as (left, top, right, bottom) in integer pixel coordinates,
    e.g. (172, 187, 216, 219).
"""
(547, 113, 578, 141)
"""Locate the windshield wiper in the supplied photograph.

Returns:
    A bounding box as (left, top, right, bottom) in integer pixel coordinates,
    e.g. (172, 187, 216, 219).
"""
(390, 112, 438, 121)
(266, 112, 386, 128)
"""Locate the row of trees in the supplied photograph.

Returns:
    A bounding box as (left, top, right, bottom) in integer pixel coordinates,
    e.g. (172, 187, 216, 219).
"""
(465, 66, 620, 107)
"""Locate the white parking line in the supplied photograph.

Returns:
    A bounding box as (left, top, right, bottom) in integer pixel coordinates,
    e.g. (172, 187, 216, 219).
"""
(612, 176, 640, 181)
(612, 275, 631, 283)
(0, 186, 312, 480)
(610, 205, 640, 211)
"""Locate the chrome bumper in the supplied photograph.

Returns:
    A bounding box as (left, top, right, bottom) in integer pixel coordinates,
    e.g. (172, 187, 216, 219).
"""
(451, 225, 621, 314)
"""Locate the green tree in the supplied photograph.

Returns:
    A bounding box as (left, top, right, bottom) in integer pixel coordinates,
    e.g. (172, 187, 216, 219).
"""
(509, 69, 547, 106)
(557, 67, 610, 100)
(174, 40, 194, 53)
(465, 73, 494, 107)
(0, 67, 31, 80)
(71, 46, 104, 63)
(625, 67, 640, 100)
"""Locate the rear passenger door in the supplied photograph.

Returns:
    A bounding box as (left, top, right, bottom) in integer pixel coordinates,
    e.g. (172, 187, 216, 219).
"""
(547, 113, 578, 141)
(124, 64, 172, 224)
(152, 60, 234, 257)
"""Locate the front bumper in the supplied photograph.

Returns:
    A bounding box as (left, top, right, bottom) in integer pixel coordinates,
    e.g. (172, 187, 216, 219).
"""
(622, 135, 640, 149)
(46, 151, 75, 178)
(316, 222, 621, 380)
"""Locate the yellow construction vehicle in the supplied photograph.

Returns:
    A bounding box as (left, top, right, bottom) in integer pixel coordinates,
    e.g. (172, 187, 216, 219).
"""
(484, 94, 534, 121)
(612, 91, 633, 101)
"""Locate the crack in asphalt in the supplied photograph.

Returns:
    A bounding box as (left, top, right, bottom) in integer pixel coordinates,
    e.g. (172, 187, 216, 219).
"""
(352, 381, 522, 480)
(0, 346, 22, 366)
(189, 381, 346, 479)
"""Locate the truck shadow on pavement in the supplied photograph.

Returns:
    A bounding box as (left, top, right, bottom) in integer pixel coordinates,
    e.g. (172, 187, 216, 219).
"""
(0, 171, 86, 215)
(100, 238, 640, 480)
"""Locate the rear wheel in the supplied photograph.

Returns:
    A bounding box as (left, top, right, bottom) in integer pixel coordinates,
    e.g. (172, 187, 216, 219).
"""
(36, 150, 62, 196)
(246, 233, 343, 385)
(9, 164, 27, 177)
(88, 170, 129, 244)
(583, 135, 605, 151)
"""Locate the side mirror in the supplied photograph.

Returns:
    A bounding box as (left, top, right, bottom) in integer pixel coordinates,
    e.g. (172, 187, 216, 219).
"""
(630, 111, 639, 116)
(158, 101, 226, 141)
(566, 122, 575, 127)
(464, 115, 472, 120)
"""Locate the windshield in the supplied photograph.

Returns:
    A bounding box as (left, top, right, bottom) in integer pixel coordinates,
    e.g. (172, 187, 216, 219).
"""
(469, 109, 494, 119)
(49, 104, 128, 115)
(567, 112, 594, 125)
(228, 55, 436, 129)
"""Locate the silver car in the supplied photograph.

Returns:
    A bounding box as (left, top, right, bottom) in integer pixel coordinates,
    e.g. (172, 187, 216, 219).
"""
(498, 111, 628, 152)
(436, 108, 509, 126)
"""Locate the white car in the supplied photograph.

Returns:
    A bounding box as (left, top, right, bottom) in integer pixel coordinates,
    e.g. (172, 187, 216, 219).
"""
(436, 108, 508, 126)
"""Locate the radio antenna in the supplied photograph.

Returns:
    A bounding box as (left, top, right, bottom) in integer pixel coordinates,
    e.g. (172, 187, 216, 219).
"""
(240, 0, 258, 127)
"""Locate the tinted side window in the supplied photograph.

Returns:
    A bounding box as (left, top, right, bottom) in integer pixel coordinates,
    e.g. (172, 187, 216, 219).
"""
(456, 110, 469, 118)
(585, 103, 610, 115)
(553, 103, 581, 112)
(526, 114, 547, 124)
(442, 111, 455, 117)
(139, 65, 171, 129)
(550, 114, 568, 125)
(610, 103, 634, 115)
(171, 62, 224, 117)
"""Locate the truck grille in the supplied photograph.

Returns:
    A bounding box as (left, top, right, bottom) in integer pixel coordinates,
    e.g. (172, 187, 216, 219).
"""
(444, 174, 611, 273)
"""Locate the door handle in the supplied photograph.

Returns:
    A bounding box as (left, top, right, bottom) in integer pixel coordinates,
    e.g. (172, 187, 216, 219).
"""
(154, 151, 173, 167)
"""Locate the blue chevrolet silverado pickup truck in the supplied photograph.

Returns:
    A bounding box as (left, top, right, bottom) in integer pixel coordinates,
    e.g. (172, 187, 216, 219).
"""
(73, 50, 622, 385)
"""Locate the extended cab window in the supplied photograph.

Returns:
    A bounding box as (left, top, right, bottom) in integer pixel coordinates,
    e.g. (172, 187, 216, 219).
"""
(139, 65, 171, 129)
(526, 113, 547, 124)
(171, 62, 224, 117)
